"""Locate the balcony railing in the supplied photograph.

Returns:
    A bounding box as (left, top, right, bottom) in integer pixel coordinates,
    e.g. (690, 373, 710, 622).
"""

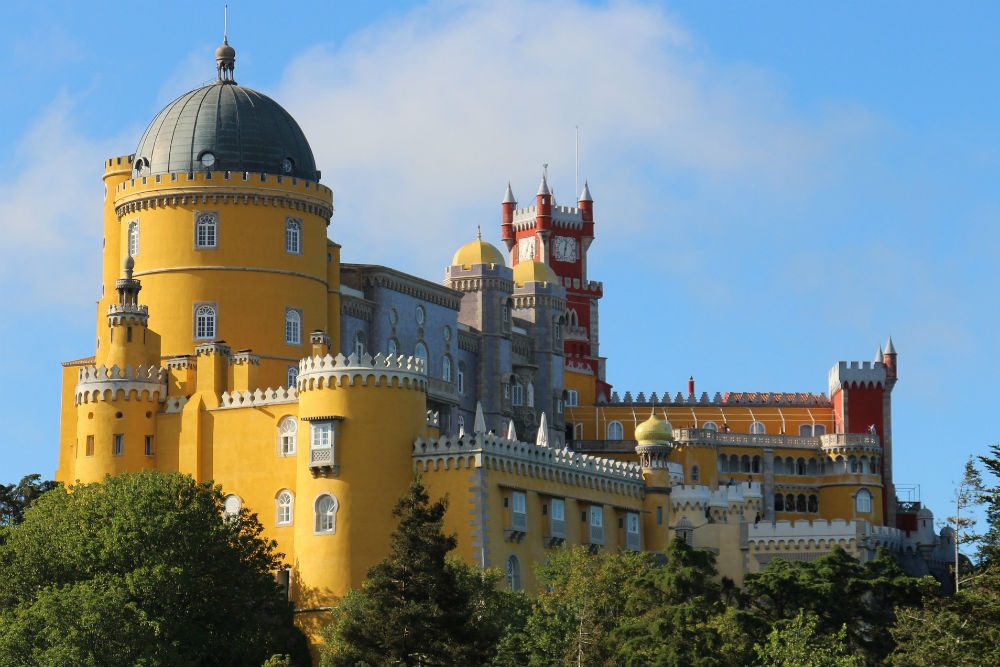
(426, 377, 459, 404)
(309, 446, 337, 477)
(626, 530, 641, 551)
(588, 524, 604, 545)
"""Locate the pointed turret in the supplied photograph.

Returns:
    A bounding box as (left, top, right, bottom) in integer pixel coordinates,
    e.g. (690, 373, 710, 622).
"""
(501, 181, 517, 251)
(503, 181, 516, 204)
(473, 401, 487, 434)
(536, 412, 549, 447)
(578, 180, 593, 202)
(883, 336, 898, 383)
(875, 345, 883, 363)
(537, 173, 551, 196)
(885, 336, 896, 355)
(578, 179, 594, 223)
(506, 419, 517, 441)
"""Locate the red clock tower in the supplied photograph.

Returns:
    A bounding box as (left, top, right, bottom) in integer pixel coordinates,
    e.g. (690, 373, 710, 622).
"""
(501, 173, 611, 401)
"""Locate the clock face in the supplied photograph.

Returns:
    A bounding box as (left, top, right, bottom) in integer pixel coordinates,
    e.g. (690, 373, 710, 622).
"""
(553, 236, 577, 262)
(518, 236, 536, 261)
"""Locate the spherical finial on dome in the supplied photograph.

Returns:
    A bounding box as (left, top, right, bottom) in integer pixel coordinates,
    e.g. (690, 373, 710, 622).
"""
(635, 412, 673, 445)
(452, 235, 506, 269)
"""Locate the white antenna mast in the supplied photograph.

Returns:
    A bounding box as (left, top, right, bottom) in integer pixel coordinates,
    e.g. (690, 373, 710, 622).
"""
(575, 125, 580, 198)
(224, 4, 229, 41)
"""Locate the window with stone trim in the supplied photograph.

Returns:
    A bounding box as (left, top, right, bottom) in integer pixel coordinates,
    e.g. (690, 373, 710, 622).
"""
(315, 493, 338, 533)
(112, 434, 123, 457)
(194, 304, 217, 340)
(750, 421, 766, 435)
(286, 366, 299, 388)
(457, 362, 465, 394)
(285, 217, 302, 254)
(195, 212, 217, 248)
(443, 355, 453, 383)
(855, 489, 872, 514)
(276, 490, 294, 526)
(506, 555, 522, 591)
(277, 416, 297, 456)
(285, 309, 302, 345)
(607, 421, 624, 441)
(127, 220, 139, 256)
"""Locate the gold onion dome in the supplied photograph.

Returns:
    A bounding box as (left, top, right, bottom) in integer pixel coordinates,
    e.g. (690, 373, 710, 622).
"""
(512, 260, 558, 288)
(452, 233, 506, 269)
(635, 413, 673, 444)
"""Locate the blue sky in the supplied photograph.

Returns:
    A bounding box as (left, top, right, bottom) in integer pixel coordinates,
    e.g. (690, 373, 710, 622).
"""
(1, 1, 997, 534)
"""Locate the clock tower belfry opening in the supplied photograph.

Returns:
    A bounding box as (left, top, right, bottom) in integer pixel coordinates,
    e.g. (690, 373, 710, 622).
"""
(501, 173, 610, 403)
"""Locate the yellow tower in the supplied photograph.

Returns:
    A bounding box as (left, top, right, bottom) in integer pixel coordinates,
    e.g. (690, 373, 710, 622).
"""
(634, 412, 677, 551)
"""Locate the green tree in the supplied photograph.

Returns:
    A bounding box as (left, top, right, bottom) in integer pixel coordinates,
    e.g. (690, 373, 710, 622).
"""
(742, 546, 923, 664)
(0, 470, 305, 667)
(612, 537, 738, 666)
(948, 456, 985, 591)
(321, 478, 523, 666)
(755, 611, 863, 667)
(977, 444, 1000, 566)
(0, 473, 58, 526)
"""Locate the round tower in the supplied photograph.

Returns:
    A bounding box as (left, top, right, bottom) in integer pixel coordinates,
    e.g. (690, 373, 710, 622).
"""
(290, 347, 428, 640)
(634, 412, 677, 551)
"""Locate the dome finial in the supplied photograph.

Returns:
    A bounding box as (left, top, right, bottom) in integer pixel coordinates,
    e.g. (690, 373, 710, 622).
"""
(215, 5, 236, 83)
(476, 225, 482, 240)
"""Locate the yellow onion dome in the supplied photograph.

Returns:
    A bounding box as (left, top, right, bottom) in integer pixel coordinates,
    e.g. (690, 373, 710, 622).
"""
(452, 236, 506, 269)
(512, 260, 559, 288)
(634, 413, 674, 445)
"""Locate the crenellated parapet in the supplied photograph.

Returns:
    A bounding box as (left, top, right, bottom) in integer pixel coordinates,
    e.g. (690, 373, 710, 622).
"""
(218, 386, 298, 409)
(672, 482, 763, 513)
(608, 390, 830, 407)
(298, 352, 426, 391)
(828, 361, 886, 395)
(107, 303, 149, 326)
(412, 432, 644, 497)
(75, 364, 167, 404)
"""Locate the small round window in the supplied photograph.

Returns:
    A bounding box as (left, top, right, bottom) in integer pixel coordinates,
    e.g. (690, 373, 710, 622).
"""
(200, 151, 216, 168)
(443, 326, 452, 343)
(415, 306, 425, 326)
(281, 157, 295, 174)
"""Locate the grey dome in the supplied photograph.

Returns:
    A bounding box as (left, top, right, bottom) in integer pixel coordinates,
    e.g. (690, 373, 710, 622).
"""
(133, 82, 318, 181)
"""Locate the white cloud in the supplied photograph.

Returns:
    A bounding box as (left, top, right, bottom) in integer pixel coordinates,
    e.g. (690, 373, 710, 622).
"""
(276, 0, 874, 274)
(0, 93, 127, 307)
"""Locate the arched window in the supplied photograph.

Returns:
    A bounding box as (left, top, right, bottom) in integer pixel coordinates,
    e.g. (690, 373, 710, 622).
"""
(718, 454, 727, 472)
(691, 465, 700, 482)
(457, 362, 465, 394)
(277, 416, 297, 456)
(223, 494, 241, 520)
(729, 455, 739, 472)
(808, 495, 818, 513)
(387, 337, 399, 357)
(506, 555, 522, 591)
(315, 494, 338, 533)
(353, 331, 366, 358)
(799, 424, 813, 436)
(276, 490, 294, 526)
(741, 455, 751, 473)
(835, 455, 846, 473)
(566, 309, 578, 327)
(785, 457, 794, 473)
(443, 355, 453, 383)
(526, 382, 535, 407)
(785, 494, 795, 512)
(702, 421, 718, 432)
(574, 423, 584, 440)
(607, 421, 624, 441)
(195, 212, 217, 248)
(752, 456, 761, 473)
(855, 489, 872, 514)
(796, 458, 806, 475)
(414, 341, 428, 368)
(774, 493, 784, 511)
(813, 424, 826, 436)
(195, 304, 216, 339)
(285, 218, 302, 254)
(870, 457, 878, 474)
(796, 494, 807, 513)
(285, 309, 302, 345)
(511, 378, 524, 406)
(286, 366, 299, 388)
(127, 221, 139, 256)
(774, 458, 784, 474)
(849, 456, 859, 473)
(750, 421, 766, 435)
(860, 456, 869, 474)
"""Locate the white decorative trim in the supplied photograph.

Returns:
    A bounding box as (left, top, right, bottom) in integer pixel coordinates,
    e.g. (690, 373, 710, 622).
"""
(298, 352, 426, 391)
(219, 386, 299, 409)
(75, 364, 167, 405)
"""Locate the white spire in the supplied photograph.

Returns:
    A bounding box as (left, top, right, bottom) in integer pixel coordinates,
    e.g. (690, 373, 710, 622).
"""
(875, 345, 883, 363)
(458, 420, 465, 438)
(579, 180, 593, 202)
(537, 169, 551, 196)
(506, 419, 517, 441)
(535, 412, 549, 447)
(503, 181, 517, 204)
(885, 336, 896, 354)
(473, 401, 487, 434)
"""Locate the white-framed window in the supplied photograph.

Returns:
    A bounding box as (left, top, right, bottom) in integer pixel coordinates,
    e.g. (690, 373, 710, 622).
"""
(277, 416, 297, 456)
(691, 465, 700, 481)
(590, 505, 603, 528)
(443, 355, 453, 382)
(127, 220, 139, 256)
(526, 382, 535, 408)
(195, 212, 218, 248)
(856, 489, 872, 514)
(414, 341, 428, 367)
(626, 511, 641, 549)
(511, 379, 524, 406)
(144, 435, 154, 456)
(750, 421, 766, 435)
(194, 304, 217, 340)
(311, 422, 333, 450)
(276, 490, 294, 526)
(223, 494, 241, 520)
(285, 309, 302, 345)
(607, 421, 624, 441)
(112, 433, 124, 457)
(354, 331, 366, 358)
(551, 497, 565, 521)
(457, 363, 465, 394)
(387, 337, 398, 357)
(512, 490, 526, 514)
(702, 421, 718, 432)
(286, 366, 299, 388)
(285, 217, 302, 254)
(506, 555, 521, 591)
(566, 389, 579, 407)
(314, 493, 338, 533)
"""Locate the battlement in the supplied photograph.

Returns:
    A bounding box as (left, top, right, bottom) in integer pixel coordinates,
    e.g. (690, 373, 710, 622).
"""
(511, 204, 585, 230)
(298, 352, 426, 391)
(113, 169, 334, 221)
(560, 276, 603, 293)
(219, 386, 298, 409)
(104, 155, 135, 175)
(75, 364, 168, 405)
(608, 390, 830, 407)
(828, 361, 886, 395)
(412, 432, 644, 497)
(672, 482, 763, 510)
(107, 303, 149, 326)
